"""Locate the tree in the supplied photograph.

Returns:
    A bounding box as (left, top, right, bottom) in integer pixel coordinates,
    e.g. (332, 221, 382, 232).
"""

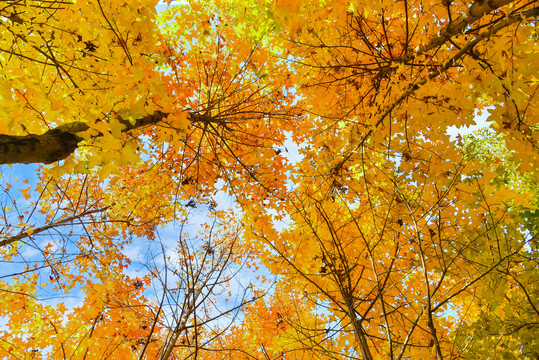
(236, 0, 539, 358)
(1, 0, 538, 359)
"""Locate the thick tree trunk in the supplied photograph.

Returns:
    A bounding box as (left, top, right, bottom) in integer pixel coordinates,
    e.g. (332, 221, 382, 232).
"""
(0, 111, 168, 165)
(0, 130, 80, 165)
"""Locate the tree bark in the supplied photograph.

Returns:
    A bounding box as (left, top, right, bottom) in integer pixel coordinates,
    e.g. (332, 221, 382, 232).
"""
(0, 111, 168, 165)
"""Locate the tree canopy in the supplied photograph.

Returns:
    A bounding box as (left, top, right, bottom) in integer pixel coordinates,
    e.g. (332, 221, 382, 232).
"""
(0, 0, 538, 359)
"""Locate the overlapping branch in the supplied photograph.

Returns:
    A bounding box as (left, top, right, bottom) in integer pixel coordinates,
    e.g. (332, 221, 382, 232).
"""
(332, 3, 539, 173)
(0, 111, 222, 165)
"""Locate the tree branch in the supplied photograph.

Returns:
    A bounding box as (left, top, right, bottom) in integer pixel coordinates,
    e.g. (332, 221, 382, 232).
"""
(332, 5, 539, 173)
(0, 109, 229, 165)
(0, 206, 110, 247)
(0, 111, 170, 165)
(398, 0, 515, 64)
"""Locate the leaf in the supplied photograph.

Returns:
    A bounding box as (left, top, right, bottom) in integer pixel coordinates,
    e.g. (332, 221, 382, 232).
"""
(20, 187, 31, 200)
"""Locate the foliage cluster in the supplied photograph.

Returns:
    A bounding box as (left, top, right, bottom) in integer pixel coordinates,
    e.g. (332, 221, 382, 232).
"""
(0, 0, 538, 359)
